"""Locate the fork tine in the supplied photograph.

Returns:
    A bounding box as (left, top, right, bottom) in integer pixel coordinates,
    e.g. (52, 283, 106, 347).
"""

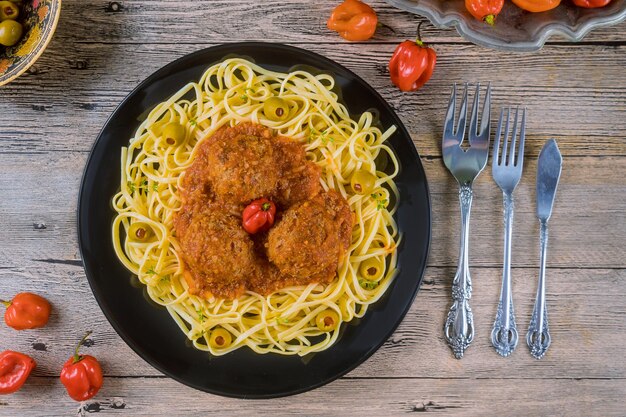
(469, 83, 480, 137)
(443, 83, 458, 141)
(456, 83, 469, 142)
(501, 107, 511, 165)
(493, 107, 504, 167)
(480, 83, 491, 137)
(508, 106, 520, 166)
(516, 108, 526, 168)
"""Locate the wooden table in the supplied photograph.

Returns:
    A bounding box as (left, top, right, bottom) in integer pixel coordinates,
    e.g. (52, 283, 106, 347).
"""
(1, 1, 625, 415)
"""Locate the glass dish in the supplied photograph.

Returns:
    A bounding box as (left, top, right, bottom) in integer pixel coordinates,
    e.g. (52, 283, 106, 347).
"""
(385, 0, 626, 51)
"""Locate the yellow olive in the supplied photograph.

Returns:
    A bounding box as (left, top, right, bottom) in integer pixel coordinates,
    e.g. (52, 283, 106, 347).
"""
(162, 122, 186, 147)
(359, 258, 385, 281)
(0, 19, 21, 46)
(0, 1, 19, 21)
(315, 310, 340, 332)
(209, 328, 232, 349)
(263, 97, 289, 122)
(350, 169, 377, 195)
(128, 222, 154, 242)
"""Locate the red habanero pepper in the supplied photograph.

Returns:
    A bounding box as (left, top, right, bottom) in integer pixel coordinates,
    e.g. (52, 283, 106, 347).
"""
(388, 23, 437, 92)
(465, 0, 504, 25)
(2, 292, 51, 330)
(572, 0, 611, 7)
(60, 331, 103, 402)
(327, 0, 378, 41)
(242, 198, 276, 234)
(0, 351, 36, 394)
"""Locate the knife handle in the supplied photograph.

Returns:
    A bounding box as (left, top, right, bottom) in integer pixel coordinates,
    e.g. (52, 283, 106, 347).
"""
(527, 220, 551, 359)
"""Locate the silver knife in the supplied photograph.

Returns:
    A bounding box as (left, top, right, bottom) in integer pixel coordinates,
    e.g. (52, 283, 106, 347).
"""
(526, 139, 562, 359)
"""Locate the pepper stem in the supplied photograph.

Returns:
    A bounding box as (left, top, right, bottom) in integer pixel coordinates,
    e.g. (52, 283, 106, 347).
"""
(261, 202, 271, 211)
(415, 21, 425, 46)
(484, 14, 495, 26)
(0, 299, 10, 307)
(73, 330, 93, 363)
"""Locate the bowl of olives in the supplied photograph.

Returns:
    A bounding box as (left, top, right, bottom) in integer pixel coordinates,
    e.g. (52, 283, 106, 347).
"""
(0, 0, 61, 86)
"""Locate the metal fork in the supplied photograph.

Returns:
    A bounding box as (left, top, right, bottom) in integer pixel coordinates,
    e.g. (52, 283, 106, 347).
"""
(490, 107, 526, 357)
(442, 83, 491, 359)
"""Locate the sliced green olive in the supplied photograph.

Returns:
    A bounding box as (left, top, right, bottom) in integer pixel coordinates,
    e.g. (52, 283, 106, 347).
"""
(0, 1, 19, 21)
(359, 258, 384, 281)
(263, 97, 289, 122)
(128, 222, 154, 242)
(0, 19, 22, 46)
(350, 169, 377, 195)
(315, 310, 340, 332)
(209, 328, 232, 349)
(162, 122, 186, 146)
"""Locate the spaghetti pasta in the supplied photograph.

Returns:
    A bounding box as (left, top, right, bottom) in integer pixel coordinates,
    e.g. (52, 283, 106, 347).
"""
(111, 58, 401, 356)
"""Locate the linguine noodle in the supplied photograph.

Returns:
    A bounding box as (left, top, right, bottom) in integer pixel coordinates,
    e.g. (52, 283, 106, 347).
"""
(111, 58, 401, 356)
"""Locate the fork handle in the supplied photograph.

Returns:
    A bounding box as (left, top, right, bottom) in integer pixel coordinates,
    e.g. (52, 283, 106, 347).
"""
(444, 183, 474, 359)
(491, 193, 519, 357)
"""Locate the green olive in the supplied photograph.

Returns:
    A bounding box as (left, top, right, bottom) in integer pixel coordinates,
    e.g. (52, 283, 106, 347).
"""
(359, 258, 385, 281)
(263, 97, 289, 122)
(162, 122, 186, 146)
(0, 1, 19, 21)
(350, 169, 377, 195)
(209, 328, 232, 349)
(128, 222, 154, 242)
(0, 19, 22, 46)
(315, 310, 340, 332)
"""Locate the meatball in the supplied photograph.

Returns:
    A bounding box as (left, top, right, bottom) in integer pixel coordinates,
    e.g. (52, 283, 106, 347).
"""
(175, 206, 257, 299)
(267, 191, 352, 281)
(204, 123, 279, 205)
(274, 138, 322, 207)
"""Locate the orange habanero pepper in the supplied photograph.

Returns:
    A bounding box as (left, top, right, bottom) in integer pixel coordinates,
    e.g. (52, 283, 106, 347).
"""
(327, 0, 378, 41)
(511, 0, 561, 12)
(465, 0, 504, 25)
(2, 292, 51, 330)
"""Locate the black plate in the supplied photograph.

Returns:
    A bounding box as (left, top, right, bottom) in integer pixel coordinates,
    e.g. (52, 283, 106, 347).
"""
(78, 42, 431, 399)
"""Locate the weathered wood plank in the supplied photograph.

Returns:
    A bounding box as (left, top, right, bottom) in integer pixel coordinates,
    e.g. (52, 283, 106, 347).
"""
(1, 263, 624, 379)
(0, 152, 623, 268)
(1, 43, 624, 156)
(49, 0, 626, 45)
(0, 1, 624, 415)
(0, 376, 624, 416)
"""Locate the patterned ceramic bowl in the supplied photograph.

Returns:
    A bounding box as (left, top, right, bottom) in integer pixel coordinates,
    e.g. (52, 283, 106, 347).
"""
(0, 0, 61, 86)
(385, 0, 626, 51)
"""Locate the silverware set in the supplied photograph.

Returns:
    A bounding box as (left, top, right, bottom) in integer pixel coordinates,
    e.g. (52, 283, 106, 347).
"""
(442, 83, 562, 360)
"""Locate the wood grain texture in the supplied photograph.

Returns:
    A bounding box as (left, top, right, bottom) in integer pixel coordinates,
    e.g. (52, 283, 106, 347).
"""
(45, 0, 626, 44)
(1, 42, 626, 156)
(0, 0, 624, 415)
(1, 265, 624, 379)
(1, 377, 625, 416)
(0, 153, 623, 268)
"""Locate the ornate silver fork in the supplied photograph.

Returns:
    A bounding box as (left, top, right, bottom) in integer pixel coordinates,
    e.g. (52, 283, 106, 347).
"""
(442, 83, 491, 359)
(490, 107, 526, 357)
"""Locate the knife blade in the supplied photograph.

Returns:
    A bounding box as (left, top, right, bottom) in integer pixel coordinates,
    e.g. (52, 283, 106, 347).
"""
(536, 139, 562, 222)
